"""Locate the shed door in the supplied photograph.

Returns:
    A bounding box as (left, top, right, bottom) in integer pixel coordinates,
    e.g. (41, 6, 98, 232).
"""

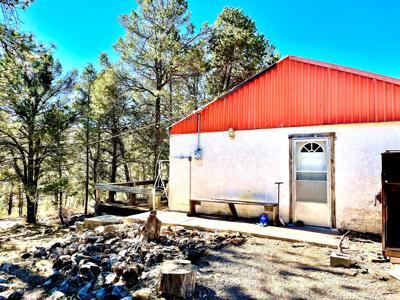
(293, 139, 330, 227)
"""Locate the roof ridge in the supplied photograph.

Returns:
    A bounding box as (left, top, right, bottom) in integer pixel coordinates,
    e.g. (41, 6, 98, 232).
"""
(287, 55, 400, 86)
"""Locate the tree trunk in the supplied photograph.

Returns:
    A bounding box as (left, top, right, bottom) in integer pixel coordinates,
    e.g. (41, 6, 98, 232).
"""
(85, 115, 90, 215)
(139, 210, 161, 242)
(154, 95, 161, 179)
(34, 194, 38, 217)
(118, 137, 131, 182)
(92, 129, 101, 196)
(223, 63, 233, 91)
(108, 135, 118, 202)
(58, 191, 64, 225)
(57, 161, 65, 225)
(18, 187, 23, 217)
(7, 191, 13, 215)
(26, 194, 36, 224)
(159, 260, 197, 299)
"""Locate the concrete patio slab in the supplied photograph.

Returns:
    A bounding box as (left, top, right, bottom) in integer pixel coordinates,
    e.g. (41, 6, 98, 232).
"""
(83, 215, 124, 229)
(124, 211, 341, 248)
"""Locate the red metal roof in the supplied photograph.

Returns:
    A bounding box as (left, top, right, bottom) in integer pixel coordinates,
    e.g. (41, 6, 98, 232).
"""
(170, 56, 400, 135)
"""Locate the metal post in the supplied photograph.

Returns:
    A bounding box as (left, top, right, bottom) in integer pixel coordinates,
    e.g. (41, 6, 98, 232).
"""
(275, 182, 283, 226)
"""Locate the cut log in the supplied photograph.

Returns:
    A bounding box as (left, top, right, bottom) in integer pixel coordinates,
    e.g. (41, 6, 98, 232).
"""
(139, 210, 161, 242)
(159, 260, 197, 299)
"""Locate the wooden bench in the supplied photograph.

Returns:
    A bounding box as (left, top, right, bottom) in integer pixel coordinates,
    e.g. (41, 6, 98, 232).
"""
(188, 197, 279, 225)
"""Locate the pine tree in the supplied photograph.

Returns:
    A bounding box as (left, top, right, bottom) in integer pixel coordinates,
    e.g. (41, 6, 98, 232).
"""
(0, 35, 76, 223)
(115, 0, 207, 178)
(42, 100, 76, 224)
(207, 7, 278, 97)
(91, 64, 134, 200)
(75, 63, 97, 215)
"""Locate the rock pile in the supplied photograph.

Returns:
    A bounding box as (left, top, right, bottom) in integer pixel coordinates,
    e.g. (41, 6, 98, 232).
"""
(0, 223, 246, 299)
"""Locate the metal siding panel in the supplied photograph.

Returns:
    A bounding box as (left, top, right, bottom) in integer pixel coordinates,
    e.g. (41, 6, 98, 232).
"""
(244, 84, 249, 129)
(322, 66, 329, 124)
(250, 82, 255, 128)
(227, 94, 233, 129)
(360, 77, 369, 123)
(332, 69, 339, 124)
(211, 101, 216, 131)
(276, 63, 280, 126)
(250, 80, 255, 128)
(395, 85, 400, 118)
(200, 107, 206, 132)
(171, 56, 400, 134)
(211, 101, 217, 131)
(278, 62, 284, 126)
(233, 89, 240, 130)
(283, 59, 290, 127)
(307, 63, 312, 124)
(353, 75, 363, 123)
(202, 107, 208, 132)
(268, 68, 273, 128)
(275, 63, 281, 126)
(240, 86, 245, 129)
(343, 73, 351, 123)
(337, 71, 343, 124)
(307, 64, 311, 124)
(293, 60, 298, 126)
(350, 74, 354, 123)
(255, 77, 261, 128)
(376, 80, 385, 121)
(387, 82, 393, 120)
(311, 65, 317, 125)
(259, 75, 265, 128)
(269, 67, 275, 127)
(238, 88, 244, 129)
(302, 62, 308, 125)
(202, 105, 208, 132)
(287, 58, 292, 125)
(369, 78, 375, 122)
(218, 97, 223, 129)
(269, 67, 274, 127)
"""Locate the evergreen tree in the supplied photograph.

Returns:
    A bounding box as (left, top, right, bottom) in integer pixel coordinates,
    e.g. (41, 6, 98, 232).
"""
(0, 36, 76, 223)
(42, 100, 76, 224)
(91, 64, 134, 200)
(207, 7, 278, 97)
(75, 63, 97, 215)
(115, 0, 207, 178)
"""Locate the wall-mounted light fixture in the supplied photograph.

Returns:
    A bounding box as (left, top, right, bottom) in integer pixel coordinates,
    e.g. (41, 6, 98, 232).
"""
(228, 127, 235, 139)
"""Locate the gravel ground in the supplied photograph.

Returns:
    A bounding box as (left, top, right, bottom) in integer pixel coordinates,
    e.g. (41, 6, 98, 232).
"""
(1, 221, 399, 300)
(195, 237, 400, 300)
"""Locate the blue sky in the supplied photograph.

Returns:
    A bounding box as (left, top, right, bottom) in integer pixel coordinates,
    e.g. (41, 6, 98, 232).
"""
(19, 0, 400, 78)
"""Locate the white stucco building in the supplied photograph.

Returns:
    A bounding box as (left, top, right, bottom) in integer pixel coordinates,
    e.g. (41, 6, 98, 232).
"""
(168, 56, 400, 234)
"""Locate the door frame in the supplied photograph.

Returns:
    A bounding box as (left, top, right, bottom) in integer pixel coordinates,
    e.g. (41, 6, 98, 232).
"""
(288, 132, 336, 228)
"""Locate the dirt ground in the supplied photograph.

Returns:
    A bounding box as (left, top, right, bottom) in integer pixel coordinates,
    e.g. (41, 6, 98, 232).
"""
(195, 237, 400, 300)
(0, 221, 399, 300)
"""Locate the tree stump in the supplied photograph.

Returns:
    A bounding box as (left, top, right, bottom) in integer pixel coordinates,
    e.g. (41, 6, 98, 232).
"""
(139, 210, 161, 242)
(159, 260, 197, 299)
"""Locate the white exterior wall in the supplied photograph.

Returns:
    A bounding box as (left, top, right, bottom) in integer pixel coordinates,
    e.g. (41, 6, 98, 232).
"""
(169, 121, 400, 234)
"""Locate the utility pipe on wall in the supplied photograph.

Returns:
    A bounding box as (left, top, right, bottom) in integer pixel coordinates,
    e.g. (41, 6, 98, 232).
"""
(194, 113, 202, 160)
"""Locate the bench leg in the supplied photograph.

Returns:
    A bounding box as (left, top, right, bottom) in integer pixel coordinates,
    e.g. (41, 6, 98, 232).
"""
(272, 206, 278, 226)
(188, 201, 197, 216)
(264, 205, 278, 226)
(129, 193, 136, 206)
(95, 189, 101, 216)
(228, 204, 238, 220)
(108, 191, 115, 202)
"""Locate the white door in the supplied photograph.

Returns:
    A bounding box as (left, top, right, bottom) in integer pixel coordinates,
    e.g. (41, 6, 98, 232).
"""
(293, 139, 331, 227)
